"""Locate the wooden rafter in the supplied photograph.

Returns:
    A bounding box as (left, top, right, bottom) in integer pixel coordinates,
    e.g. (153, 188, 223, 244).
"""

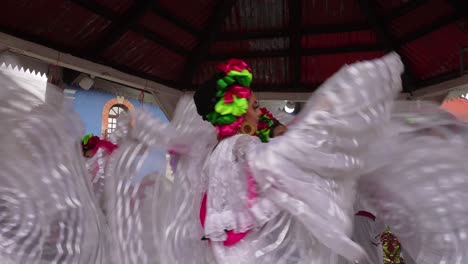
(289, 0, 301, 90)
(0, 31, 182, 95)
(0, 24, 78, 55)
(357, 0, 417, 92)
(446, 0, 468, 18)
(191, 82, 317, 93)
(387, 0, 427, 20)
(183, 0, 237, 84)
(0, 24, 183, 90)
(251, 82, 317, 93)
(152, 5, 200, 36)
(396, 0, 465, 44)
(71, 0, 189, 56)
(357, 0, 395, 51)
(399, 15, 460, 44)
(207, 44, 383, 60)
(217, 22, 369, 41)
(132, 26, 189, 56)
(87, 0, 157, 57)
(416, 69, 464, 88)
(216, 1, 427, 42)
(71, 0, 118, 20)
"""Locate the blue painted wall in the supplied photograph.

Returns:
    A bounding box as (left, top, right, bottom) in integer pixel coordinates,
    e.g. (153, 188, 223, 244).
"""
(67, 86, 168, 136)
(67, 86, 169, 182)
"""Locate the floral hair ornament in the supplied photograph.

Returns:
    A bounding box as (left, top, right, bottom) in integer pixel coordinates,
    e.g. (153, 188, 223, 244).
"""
(82, 133, 99, 151)
(82, 133, 93, 145)
(81, 133, 117, 156)
(217, 59, 253, 89)
(197, 59, 253, 139)
(256, 108, 280, 143)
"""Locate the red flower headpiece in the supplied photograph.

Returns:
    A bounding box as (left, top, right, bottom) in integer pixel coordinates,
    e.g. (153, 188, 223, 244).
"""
(201, 59, 253, 140)
(82, 134, 117, 157)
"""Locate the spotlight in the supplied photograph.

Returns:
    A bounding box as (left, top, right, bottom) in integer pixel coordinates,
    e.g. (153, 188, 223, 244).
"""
(79, 75, 94, 90)
(284, 101, 295, 114)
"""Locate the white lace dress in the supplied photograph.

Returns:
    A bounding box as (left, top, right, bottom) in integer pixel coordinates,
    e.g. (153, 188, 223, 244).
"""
(186, 53, 403, 263)
(3, 53, 468, 264)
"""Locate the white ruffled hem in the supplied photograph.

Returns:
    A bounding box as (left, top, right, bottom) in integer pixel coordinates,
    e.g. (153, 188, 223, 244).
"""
(204, 197, 281, 241)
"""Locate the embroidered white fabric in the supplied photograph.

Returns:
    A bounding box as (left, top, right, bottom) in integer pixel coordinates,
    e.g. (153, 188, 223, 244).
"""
(203, 134, 281, 241)
(247, 52, 403, 263)
(3, 53, 468, 264)
(0, 73, 107, 263)
(85, 148, 109, 212)
(358, 101, 468, 264)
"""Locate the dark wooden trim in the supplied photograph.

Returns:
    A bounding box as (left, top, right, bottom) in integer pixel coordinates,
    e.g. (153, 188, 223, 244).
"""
(217, 23, 370, 41)
(71, 0, 118, 20)
(190, 82, 319, 93)
(151, 5, 200, 36)
(415, 70, 465, 89)
(250, 83, 319, 92)
(183, 0, 237, 84)
(358, 0, 417, 92)
(290, 0, 301, 90)
(87, 0, 157, 57)
(387, 0, 427, 20)
(446, 0, 468, 18)
(0, 24, 184, 90)
(207, 44, 383, 60)
(358, 0, 394, 50)
(0, 25, 80, 55)
(399, 15, 460, 44)
(71, 0, 189, 57)
(132, 26, 190, 56)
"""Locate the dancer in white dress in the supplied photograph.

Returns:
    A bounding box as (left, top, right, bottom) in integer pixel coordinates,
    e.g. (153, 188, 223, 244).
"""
(104, 54, 468, 263)
(1, 54, 468, 264)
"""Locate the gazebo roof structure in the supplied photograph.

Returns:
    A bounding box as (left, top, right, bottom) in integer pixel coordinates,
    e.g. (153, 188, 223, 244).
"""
(0, 0, 466, 93)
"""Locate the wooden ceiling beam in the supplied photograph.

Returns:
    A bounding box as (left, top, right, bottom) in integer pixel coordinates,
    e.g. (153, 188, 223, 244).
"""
(207, 44, 383, 60)
(71, 0, 118, 20)
(387, 0, 427, 20)
(215, 1, 425, 42)
(1, 25, 185, 90)
(446, 0, 468, 18)
(398, 1, 465, 44)
(151, 5, 200, 36)
(71, 0, 189, 57)
(132, 26, 190, 56)
(289, 0, 301, 90)
(183, 0, 237, 84)
(87, 0, 157, 57)
(357, 0, 396, 51)
(416, 70, 466, 89)
(0, 32, 182, 95)
(217, 23, 370, 41)
(191, 82, 318, 93)
(358, 0, 417, 92)
(250, 83, 318, 93)
(399, 15, 460, 44)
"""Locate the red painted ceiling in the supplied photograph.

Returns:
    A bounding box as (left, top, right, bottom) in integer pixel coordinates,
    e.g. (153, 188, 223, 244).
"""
(0, 0, 466, 92)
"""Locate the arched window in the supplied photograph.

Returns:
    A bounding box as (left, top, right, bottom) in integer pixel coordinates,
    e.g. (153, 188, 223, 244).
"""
(101, 97, 135, 139)
(106, 104, 128, 137)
